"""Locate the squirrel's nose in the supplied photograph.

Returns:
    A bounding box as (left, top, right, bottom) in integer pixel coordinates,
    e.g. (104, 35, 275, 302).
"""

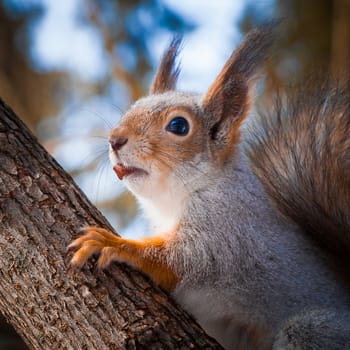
(109, 136, 128, 152)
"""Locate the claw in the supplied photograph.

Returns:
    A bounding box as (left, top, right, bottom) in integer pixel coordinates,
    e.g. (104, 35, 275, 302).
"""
(65, 245, 76, 257)
(67, 226, 121, 272)
(67, 262, 78, 275)
(77, 227, 87, 235)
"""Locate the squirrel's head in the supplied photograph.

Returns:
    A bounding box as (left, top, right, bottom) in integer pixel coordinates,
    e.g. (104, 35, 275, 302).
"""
(109, 24, 276, 209)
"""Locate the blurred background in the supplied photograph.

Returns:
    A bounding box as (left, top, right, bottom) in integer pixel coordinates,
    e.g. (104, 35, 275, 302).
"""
(1, 0, 349, 348)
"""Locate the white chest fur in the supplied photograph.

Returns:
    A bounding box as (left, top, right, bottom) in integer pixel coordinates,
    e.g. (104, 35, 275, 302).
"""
(138, 194, 185, 233)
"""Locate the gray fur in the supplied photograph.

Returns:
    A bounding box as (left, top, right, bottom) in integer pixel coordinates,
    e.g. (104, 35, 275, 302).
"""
(108, 24, 350, 350)
(244, 79, 350, 265)
(167, 149, 350, 349)
(273, 309, 350, 350)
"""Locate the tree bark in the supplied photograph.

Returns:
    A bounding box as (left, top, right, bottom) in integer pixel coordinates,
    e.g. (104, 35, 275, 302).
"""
(0, 99, 222, 349)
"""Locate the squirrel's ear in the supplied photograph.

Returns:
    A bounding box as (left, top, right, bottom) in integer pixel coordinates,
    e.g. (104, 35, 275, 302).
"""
(149, 36, 182, 94)
(201, 22, 278, 163)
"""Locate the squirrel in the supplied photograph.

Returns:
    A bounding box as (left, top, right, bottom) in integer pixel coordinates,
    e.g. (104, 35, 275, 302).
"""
(68, 23, 350, 349)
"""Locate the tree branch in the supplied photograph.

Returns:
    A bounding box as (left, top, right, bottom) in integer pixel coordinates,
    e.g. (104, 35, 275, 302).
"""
(0, 99, 222, 349)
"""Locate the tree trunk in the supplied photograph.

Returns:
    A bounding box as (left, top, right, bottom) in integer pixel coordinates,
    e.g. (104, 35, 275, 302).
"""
(0, 99, 222, 349)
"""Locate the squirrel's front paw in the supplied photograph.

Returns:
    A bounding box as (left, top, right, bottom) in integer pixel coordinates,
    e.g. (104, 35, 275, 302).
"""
(68, 226, 121, 270)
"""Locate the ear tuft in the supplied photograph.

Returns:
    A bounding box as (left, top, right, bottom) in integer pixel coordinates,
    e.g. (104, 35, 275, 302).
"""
(149, 36, 182, 94)
(229, 20, 280, 83)
(203, 20, 279, 107)
(201, 21, 279, 163)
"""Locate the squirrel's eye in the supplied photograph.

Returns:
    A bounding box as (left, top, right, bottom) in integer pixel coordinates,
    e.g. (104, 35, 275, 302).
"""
(166, 117, 189, 136)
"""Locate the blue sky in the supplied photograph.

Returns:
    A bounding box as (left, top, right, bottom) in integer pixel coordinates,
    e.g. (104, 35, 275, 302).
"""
(33, 0, 245, 88)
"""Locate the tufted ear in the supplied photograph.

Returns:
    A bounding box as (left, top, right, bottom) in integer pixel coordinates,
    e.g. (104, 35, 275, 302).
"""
(149, 36, 182, 94)
(201, 22, 278, 163)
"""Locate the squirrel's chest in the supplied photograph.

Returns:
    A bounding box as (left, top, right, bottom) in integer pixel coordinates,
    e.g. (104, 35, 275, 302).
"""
(138, 194, 187, 233)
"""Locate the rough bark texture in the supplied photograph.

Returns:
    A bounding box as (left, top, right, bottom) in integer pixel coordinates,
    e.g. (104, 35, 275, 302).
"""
(0, 99, 223, 350)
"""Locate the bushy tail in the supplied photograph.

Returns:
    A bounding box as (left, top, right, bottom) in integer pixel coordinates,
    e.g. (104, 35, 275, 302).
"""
(244, 78, 350, 262)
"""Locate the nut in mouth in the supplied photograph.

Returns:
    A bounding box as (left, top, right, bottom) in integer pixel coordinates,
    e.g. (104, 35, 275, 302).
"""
(113, 163, 148, 180)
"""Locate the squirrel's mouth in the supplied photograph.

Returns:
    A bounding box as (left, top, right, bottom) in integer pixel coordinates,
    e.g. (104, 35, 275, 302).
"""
(113, 163, 148, 180)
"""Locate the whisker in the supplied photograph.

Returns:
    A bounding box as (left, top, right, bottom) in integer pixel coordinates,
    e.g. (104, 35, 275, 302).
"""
(80, 108, 115, 130)
(76, 135, 109, 169)
(108, 103, 126, 115)
(94, 154, 112, 204)
(90, 135, 108, 141)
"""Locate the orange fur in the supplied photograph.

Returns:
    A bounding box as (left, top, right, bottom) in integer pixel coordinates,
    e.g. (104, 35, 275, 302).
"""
(69, 227, 179, 292)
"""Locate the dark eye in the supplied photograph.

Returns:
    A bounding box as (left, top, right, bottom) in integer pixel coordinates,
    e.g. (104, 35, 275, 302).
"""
(166, 117, 189, 136)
